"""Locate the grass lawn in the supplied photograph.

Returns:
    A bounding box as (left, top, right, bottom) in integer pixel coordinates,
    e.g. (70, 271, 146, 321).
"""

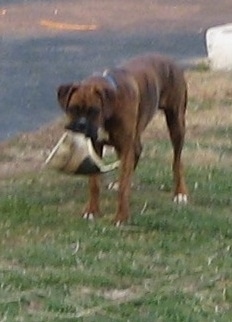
(1, 67, 232, 321)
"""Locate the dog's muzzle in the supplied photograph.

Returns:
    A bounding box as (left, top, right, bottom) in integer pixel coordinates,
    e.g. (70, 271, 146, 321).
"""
(65, 117, 98, 142)
(65, 117, 87, 133)
(65, 118, 109, 144)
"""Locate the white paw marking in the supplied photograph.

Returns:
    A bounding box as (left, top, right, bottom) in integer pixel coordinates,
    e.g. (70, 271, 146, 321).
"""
(83, 213, 95, 220)
(173, 193, 188, 204)
(115, 221, 121, 227)
(108, 181, 133, 191)
(108, 181, 119, 191)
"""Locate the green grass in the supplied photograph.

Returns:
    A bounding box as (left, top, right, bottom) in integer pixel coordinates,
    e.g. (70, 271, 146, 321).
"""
(1, 142, 232, 321)
(1, 70, 232, 321)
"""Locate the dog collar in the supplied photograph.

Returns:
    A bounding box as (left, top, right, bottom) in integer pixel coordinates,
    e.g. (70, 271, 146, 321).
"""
(102, 70, 117, 91)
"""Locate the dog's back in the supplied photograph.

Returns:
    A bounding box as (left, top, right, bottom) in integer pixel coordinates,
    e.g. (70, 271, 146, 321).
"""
(116, 53, 187, 133)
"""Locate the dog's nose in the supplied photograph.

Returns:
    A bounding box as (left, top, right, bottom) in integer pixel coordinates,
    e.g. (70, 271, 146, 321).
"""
(77, 117, 87, 132)
(65, 117, 87, 133)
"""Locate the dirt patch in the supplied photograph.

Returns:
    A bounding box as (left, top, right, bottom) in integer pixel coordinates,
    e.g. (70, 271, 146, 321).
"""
(0, 119, 64, 180)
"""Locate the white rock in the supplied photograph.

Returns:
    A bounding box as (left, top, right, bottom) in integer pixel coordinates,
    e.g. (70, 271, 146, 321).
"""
(206, 24, 232, 71)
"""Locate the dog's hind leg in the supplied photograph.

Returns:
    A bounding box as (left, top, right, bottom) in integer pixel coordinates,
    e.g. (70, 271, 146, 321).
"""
(164, 102, 188, 204)
(134, 138, 143, 169)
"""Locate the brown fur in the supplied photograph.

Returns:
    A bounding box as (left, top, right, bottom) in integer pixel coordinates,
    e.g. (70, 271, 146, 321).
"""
(57, 53, 188, 224)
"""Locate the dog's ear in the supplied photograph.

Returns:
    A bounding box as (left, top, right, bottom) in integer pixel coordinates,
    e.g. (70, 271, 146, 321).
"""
(57, 84, 79, 111)
(95, 86, 115, 119)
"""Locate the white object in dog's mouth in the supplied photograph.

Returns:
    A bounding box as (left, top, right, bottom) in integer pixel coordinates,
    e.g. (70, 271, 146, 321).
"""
(45, 132, 120, 175)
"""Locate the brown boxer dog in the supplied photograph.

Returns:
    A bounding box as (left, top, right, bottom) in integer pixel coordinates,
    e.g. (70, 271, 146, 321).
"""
(57, 53, 188, 225)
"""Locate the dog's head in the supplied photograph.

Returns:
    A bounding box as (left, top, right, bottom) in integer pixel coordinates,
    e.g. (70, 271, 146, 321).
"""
(57, 78, 116, 142)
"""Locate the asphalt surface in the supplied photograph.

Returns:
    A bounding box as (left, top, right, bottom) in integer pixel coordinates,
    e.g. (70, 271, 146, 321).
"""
(0, 0, 232, 140)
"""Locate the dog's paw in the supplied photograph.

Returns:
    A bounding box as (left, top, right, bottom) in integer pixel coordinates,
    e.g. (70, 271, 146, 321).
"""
(108, 181, 134, 191)
(108, 181, 119, 191)
(173, 193, 188, 204)
(112, 215, 128, 227)
(82, 212, 95, 221)
(114, 220, 124, 227)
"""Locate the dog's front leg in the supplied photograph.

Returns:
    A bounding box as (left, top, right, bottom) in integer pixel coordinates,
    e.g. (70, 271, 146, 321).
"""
(82, 143, 103, 220)
(82, 174, 101, 220)
(113, 147, 135, 226)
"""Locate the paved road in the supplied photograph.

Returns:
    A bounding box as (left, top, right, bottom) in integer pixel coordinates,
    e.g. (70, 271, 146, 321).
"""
(0, 0, 231, 140)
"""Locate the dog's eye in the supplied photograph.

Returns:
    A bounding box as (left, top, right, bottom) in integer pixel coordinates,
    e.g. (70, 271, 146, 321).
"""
(67, 105, 82, 116)
(88, 107, 99, 118)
